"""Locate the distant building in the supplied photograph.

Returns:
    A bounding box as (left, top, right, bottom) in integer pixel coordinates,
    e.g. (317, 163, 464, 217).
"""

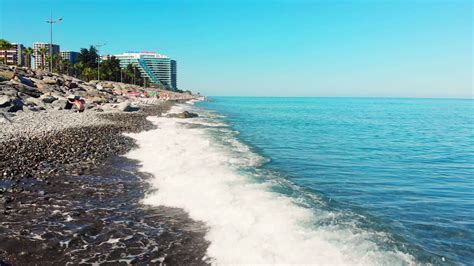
(33, 42, 60, 70)
(60, 51, 79, 64)
(100, 54, 113, 61)
(0, 43, 26, 66)
(171, 60, 177, 89)
(113, 51, 177, 90)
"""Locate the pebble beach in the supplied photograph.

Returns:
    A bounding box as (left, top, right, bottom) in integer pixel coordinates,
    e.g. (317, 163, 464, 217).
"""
(0, 65, 209, 264)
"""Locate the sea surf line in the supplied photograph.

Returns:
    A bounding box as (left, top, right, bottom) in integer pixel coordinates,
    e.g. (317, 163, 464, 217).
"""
(125, 102, 416, 265)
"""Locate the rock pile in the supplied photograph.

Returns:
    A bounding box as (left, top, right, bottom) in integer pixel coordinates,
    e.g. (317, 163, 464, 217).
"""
(0, 65, 195, 115)
(166, 111, 199, 119)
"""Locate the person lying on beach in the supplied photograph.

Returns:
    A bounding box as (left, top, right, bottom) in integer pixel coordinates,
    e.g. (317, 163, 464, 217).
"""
(65, 96, 85, 113)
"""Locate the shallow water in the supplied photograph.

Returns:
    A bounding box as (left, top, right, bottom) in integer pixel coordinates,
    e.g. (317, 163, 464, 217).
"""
(122, 98, 465, 265)
(190, 97, 473, 265)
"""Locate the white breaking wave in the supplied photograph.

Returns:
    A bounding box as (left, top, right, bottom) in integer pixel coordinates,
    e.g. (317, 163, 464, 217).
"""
(124, 104, 416, 265)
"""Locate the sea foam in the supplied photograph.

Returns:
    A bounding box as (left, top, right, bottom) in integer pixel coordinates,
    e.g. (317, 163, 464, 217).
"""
(125, 103, 415, 265)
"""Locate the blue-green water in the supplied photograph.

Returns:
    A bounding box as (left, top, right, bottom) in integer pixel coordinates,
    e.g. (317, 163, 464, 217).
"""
(197, 97, 474, 265)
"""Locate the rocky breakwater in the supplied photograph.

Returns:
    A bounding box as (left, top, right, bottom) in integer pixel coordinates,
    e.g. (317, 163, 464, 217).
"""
(0, 64, 197, 118)
(0, 65, 208, 264)
(0, 64, 175, 115)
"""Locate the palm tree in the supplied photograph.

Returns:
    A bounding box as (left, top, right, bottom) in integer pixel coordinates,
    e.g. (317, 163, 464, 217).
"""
(52, 54, 62, 73)
(81, 66, 96, 81)
(0, 39, 13, 65)
(73, 62, 83, 78)
(45, 55, 52, 71)
(37, 47, 48, 70)
(23, 47, 34, 68)
(78, 46, 99, 68)
(60, 59, 70, 75)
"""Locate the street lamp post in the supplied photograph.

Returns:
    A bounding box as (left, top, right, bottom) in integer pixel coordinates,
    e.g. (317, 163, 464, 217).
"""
(94, 43, 106, 81)
(46, 13, 63, 72)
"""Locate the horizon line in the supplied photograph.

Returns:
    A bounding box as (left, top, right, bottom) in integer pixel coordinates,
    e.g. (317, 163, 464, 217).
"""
(206, 95, 474, 100)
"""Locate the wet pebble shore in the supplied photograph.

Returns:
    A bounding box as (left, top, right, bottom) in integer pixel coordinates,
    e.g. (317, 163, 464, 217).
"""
(0, 101, 210, 265)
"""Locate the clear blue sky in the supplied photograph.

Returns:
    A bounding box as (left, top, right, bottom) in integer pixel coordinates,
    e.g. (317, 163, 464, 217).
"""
(0, 0, 472, 97)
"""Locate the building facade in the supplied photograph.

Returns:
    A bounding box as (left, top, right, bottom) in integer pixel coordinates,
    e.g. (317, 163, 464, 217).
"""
(113, 51, 177, 90)
(60, 51, 79, 65)
(33, 42, 60, 70)
(0, 43, 26, 66)
(171, 60, 177, 90)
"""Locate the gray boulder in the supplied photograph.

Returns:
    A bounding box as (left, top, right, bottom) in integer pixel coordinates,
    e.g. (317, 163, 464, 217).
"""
(0, 70, 15, 81)
(40, 95, 58, 104)
(43, 77, 58, 85)
(166, 111, 199, 119)
(85, 102, 97, 110)
(0, 95, 11, 107)
(51, 97, 68, 109)
(24, 97, 46, 109)
(17, 85, 41, 98)
(118, 101, 140, 112)
(64, 80, 78, 89)
(0, 86, 18, 97)
(26, 106, 40, 112)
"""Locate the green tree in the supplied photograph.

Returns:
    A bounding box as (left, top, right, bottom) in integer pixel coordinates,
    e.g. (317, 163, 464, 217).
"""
(37, 46, 49, 70)
(74, 46, 154, 87)
(52, 54, 62, 73)
(60, 59, 70, 75)
(0, 39, 12, 65)
(72, 62, 84, 78)
(80, 67, 96, 81)
(124, 63, 146, 85)
(45, 55, 52, 71)
(78, 46, 99, 68)
(98, 56, 123, 81)
(23, 47, 34, 68)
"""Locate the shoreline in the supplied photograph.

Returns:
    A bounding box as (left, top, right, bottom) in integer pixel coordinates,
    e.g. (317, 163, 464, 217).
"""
(0, 100, 210, 264)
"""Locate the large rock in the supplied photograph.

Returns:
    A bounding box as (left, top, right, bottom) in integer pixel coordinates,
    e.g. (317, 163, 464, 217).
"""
(30, 78, 51, 93)
(64, 80, 78, 89)
(101, 82, 114, 89)
(85, 102, 97, 110)
(166, 111, 199, 119)
(24, 97, 46, 109)
(0, 95, 11, 107)
(72, 91, 87, 97)
(0, 70, 15, 81)
(43, 77, 59, 85)
(16, 85, 41, 98)
(35, 70, 49, 78)
(51, 97, 67, 110)
(0, 86, 17, 97)
(15, 76, 35, 87)
(117, 101, 139, 112)
(7, 98, 23, 112)
(40, 95, 58, 104)
(87, 96, 107, 104)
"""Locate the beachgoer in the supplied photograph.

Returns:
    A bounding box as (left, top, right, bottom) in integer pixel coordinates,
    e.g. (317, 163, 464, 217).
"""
(65, 96, 86, 112)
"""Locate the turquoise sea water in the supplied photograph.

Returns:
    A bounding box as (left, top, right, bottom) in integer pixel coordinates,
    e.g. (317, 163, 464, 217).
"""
(196, 97, 474, 265)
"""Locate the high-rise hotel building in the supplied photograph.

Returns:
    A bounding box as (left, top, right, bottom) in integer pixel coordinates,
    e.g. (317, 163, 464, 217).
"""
(113, 51, 177, 90)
